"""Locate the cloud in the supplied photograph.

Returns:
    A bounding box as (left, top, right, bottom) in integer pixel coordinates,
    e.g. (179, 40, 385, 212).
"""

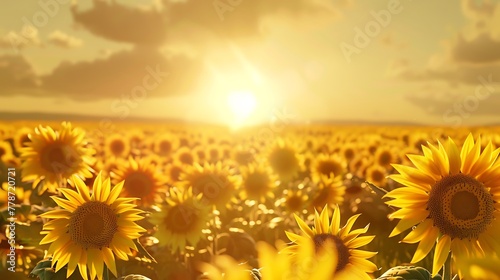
(0, 55, 40, 90)
(71, 1, 168, 46)
(70, 0, 338, 48)
(394, 1, 500, 87)
(0, 26, 41, 50)
(41, 47, 206, 100)
(449, 33, 500, 64)
(48, 30, 83, 48)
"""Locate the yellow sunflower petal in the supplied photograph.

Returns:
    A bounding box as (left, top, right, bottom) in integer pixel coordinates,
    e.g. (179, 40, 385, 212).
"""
(432, 235, 452, 276)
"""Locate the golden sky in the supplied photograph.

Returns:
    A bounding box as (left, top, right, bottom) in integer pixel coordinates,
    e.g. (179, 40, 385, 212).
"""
(1, 0, 500, 127)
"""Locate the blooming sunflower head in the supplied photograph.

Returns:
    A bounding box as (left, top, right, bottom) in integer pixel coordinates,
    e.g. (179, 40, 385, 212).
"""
(310, 153, 346, 181)
(39, 173, 145, 280)
(267, 139, 301, 180)
(239, 164, 276, 203)
(310, 175, 346, 212)
(179, 162, 238, 210)
(20, 122, 95, 194)
(282, 205, 378, 279)
(105, 133, 130, 158)
(384, 134, 500, 276)
(111, 157, 167, 207)
(149, 187, 210, 252)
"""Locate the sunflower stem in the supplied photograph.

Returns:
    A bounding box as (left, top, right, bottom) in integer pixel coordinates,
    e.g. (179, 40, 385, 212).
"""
(104, 264, 110, 280)
(443, 252, 452, 280)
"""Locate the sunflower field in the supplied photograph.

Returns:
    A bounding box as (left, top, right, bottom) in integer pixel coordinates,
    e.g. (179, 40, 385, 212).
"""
(1, 121, 499, 280)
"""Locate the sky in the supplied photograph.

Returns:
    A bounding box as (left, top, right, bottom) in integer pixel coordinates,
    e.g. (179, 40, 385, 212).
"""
(1, 0, 500, 128)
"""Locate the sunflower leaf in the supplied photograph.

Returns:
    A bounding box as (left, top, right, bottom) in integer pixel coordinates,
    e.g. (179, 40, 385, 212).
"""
(133, 239, 157, 264)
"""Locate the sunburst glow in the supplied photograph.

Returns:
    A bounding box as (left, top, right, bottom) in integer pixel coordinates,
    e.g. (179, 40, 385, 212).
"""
(226, 90, 257, 126)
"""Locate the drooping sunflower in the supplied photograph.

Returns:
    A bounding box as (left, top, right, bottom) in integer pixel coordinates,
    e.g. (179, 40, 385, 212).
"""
(179, 162, 237, 210)
(20, 122, 94, 193)
(384, 134, 500, 276)
(150, 187, 210, 252)
(111, 157, 166, 207)
(39, 173, 145, 280)
(282, 205, 378, 279)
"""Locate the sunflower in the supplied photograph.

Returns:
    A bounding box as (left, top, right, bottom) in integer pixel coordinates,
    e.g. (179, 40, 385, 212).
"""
(0, 141, 13, 162)
(198, 239, 337, 280)
(20, 122, 94, 193)
(456, 256, 500, 280)
(267, 140, 301, 180)
(105, 133, 130, 158)
(165, 161, 184, 184)
(238, 164, 276, 203)
(152, 133, 179, 158)
(310, 175, 346, 211)
(283, 189, 308, 213)
(384, 134, 500, 276)
(197, 255, 252, 280)
(13, 126, 32, 153)
(179, 162, 237, 210)
(258, 239, 337, 280)
(111, 157, 166, 207)
(365, 164, 388, 187)
(150, 187, 210, 252)
(310, 153, 346, 181)
(282, 205, 378, 279)
(39, 173, 145, 280)
(374, 146, 396, 169)
(174, 146, 196, 165)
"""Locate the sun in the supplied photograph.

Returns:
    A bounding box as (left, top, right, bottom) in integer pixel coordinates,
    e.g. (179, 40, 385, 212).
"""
(226, 90, 257, 122)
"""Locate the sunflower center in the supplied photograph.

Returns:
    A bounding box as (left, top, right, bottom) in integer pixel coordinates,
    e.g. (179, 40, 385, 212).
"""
(158, 140, 172, 155)
(164, 205, 199, 233)
(313, 234, 350, 272)
(110, 140, 125, 156)
(124, 171, 154, 199)
(317, 160, 343, 177)
(40, 143, 79, 174)
(69, 201, 118, 249)
(427, 174, 494, 239)
(285, 194, 304, 212)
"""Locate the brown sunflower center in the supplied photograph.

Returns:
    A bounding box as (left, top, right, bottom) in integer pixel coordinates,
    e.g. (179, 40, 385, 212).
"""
(109, 139, 125, 156)
(69, 201, 118, 249)
(370, 169, 385, 182)
(158, 140, 172, 155)
(285, 194, 304, 212)
(317, 160, 343, 177)
(427, 174, 494, 239)
(164, 204, 199, 233)
(124, 171, 154, 199)
(40, 143, 79, 174)
(179, 152, 194, 165)
(377, 151, 392, 166)
(313, 234, 350, 272)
